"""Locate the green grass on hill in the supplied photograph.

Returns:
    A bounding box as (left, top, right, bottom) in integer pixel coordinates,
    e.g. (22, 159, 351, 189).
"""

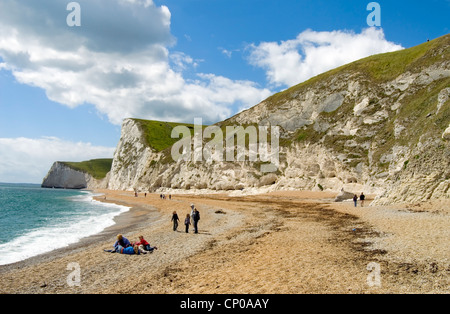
(265, 34, 449, 109)
(255, 34, 449, 171)
(62, 159, 113, 180)
(132, 119, 207, 152)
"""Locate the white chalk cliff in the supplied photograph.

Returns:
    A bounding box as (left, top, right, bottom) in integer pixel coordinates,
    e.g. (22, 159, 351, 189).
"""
(44, 35, 450, 204)
(42, 161, 109, 189)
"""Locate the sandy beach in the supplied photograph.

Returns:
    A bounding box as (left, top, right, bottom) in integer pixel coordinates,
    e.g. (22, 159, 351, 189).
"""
(0, 189, 448, 294)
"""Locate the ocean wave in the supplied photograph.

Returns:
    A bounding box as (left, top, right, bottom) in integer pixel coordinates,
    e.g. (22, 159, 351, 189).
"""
(0, 192, 129, 266)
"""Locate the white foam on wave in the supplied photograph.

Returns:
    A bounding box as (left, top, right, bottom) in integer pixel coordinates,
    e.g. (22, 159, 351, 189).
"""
(0, 192, 129, 266)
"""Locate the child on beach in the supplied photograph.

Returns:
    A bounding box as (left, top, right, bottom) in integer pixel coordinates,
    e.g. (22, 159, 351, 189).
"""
(172, 211, 180, 231)
(135, 235, 157, 252)
(184, 214, 191, 233)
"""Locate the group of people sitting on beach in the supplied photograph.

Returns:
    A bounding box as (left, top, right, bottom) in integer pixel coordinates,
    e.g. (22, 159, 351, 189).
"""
(104, 234, 158, 255)
(104, 203, 200, 256)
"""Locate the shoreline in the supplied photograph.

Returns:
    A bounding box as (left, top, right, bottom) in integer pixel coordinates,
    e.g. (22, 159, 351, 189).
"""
(1, 189, 448, 294)
(0, 190, 159, 273)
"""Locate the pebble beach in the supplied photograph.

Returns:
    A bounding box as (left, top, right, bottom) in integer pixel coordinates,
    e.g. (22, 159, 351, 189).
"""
(0, 190, 448, 294)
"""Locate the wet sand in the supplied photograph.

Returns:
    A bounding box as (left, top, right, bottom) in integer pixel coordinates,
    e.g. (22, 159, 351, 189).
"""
(0, 190, 448, 294)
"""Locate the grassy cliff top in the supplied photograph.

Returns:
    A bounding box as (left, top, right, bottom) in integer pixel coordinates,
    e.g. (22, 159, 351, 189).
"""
(132, 118, 207, 152)
(61, 159, 113, 180)
(265, 34, 449, 108)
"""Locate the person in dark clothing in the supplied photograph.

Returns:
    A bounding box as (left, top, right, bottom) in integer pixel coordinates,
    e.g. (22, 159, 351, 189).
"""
(192, 208, 200, 234)
(184, 214, 191, 233)
(360, 192, 366, 207)
(171, 211, 180, 231)
(353, 194, 358, 207)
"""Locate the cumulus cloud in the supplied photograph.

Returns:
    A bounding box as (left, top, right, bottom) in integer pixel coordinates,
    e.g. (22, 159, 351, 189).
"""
(0, 137, 115, 184)
(0, 0, 271, 125)
(248, 28, 404, 87)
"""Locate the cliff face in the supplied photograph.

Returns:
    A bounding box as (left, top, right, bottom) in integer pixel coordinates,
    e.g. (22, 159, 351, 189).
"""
(42, 161, 109, 189)
(105, 35, 449, 204)
(107, 118, 157, 190)
(42, 162, 88, 189)
(222, 36, 450, 205)
(42, 35, 450, 204)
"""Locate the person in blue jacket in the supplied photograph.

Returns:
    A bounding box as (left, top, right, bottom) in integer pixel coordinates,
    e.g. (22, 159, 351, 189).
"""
(120, 245, 141, 255)
(113, 234, 131, 252)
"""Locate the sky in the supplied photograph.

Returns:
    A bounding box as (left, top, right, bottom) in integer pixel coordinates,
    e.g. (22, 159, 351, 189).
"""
(0, 0, 448, 183)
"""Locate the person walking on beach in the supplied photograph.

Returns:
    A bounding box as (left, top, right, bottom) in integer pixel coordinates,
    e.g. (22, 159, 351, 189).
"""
(190, 204, 195, 225)
(184, 214, 191, 233)
(353, 194, 358, 207)
(360, 192, 366, 207)
(192, 208, 200, 234)
(171, 211, 180, 231)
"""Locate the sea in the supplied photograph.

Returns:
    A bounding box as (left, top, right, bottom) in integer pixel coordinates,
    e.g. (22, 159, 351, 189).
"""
(0, 183, 129, 266)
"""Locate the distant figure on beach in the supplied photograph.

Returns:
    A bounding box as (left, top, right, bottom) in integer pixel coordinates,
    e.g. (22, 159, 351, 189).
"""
(190, 204, 196, 224)
(192, 208, 200, 234)
(360, 192, 366, 207)
(185, 214, 191, 233)
(353, 195, 358, 207)
(169, 194, 172, 200)
(171, 211, 180, 231)
(135, 235, 157, 252)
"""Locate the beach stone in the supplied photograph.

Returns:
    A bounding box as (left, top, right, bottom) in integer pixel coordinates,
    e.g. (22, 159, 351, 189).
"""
(334, 190, 355, 202)
(258, 173, 278, 187)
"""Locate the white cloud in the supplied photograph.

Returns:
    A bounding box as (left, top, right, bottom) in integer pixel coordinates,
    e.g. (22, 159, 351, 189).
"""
(248, 28, 404, 87)
(0, 137, 115, 184)
(170, 51, 200, 72)
(219, 48, 239, 59)
(0, 0, 271, 126)
(221, 48, 233, 58)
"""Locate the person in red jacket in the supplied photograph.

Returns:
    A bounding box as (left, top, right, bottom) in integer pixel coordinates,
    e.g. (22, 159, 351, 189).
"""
(135, 235, 157, 252)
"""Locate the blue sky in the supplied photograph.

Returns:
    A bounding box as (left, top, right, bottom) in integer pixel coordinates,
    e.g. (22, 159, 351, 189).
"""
(0, 0, 448, 183)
